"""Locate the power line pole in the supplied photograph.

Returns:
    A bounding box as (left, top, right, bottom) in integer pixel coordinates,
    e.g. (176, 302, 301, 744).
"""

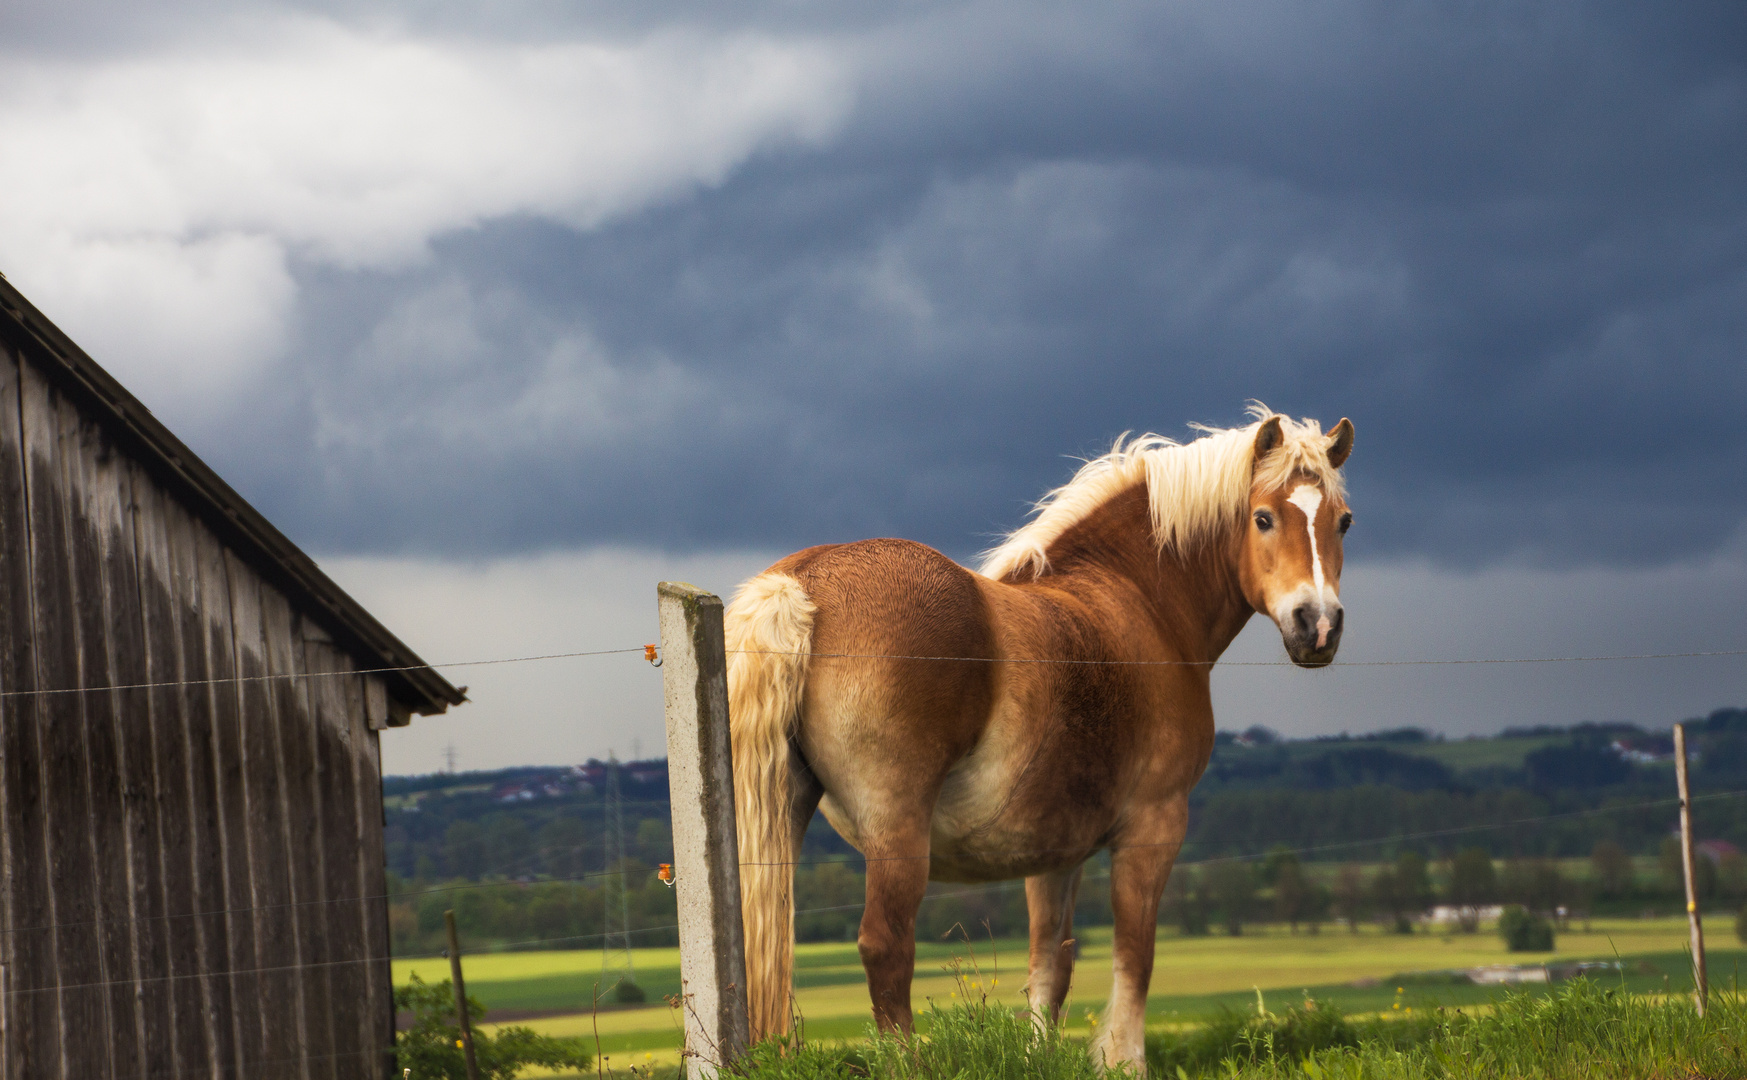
(443, 741, 458, 775)
(601, 751, 637, 994)
(445, 910, 482, 1080)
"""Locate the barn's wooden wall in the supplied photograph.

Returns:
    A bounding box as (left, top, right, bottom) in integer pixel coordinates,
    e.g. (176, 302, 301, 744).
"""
(0, 341, 396, 1079)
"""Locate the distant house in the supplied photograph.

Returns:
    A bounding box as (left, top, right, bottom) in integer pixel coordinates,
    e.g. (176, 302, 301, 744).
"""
(1425, 904, 1505, 926)
(1610, 735, 1675, 765)
(0, 279, 466, 1078)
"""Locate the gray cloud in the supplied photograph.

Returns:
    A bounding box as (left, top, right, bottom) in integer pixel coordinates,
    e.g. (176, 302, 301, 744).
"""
(9, 0, 1747, 570)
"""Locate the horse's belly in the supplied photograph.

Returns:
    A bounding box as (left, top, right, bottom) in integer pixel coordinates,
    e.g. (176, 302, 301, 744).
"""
(926, 819, 1100, 883)
(814, 750, 1106, 883)
(925, 753, 1110, 883)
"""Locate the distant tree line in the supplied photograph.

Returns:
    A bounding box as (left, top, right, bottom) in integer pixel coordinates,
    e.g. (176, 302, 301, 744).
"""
(389, 864, 682, 957)
(1155, 840, 1747, 940)
(390, 838, 1747, 955)
(383, 710, 1747, 951)
(1183, 783, 1747, 861)
(1185, 709, 1747, 860)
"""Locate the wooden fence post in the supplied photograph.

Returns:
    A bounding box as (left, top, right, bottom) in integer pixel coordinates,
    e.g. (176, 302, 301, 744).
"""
(445, 910, 483, 1080)
(1673, 723, 1708, 1016)
(658, 582, 750, 1077)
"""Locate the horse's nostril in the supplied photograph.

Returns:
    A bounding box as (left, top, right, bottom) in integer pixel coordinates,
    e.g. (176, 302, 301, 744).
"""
(1330, 608, 1345, 634)
(1293, 606, 1312, 634)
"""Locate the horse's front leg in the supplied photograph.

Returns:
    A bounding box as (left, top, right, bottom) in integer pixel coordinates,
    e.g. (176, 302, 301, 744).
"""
(858, 823, 932, 1033)
(1093, 815, 1184, 1073)
(1024, 865, 1083, 1028)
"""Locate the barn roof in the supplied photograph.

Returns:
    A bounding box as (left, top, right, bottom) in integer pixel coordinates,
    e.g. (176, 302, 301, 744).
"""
(0, 275, 465, 718)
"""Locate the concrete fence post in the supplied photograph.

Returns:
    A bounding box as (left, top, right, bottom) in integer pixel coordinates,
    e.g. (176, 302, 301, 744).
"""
(658, 581, 750, 1077)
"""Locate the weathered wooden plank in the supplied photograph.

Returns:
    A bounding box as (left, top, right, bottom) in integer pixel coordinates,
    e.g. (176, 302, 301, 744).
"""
(120, 469, 184, 1076)
(305, 638, 367, 1077)
(21, 360, 116, 1080)
(52, 400, 145, 1069)
(364, 676, 390, 732)
(355, 700, 396, 1077)
(198, 521, 259, 1078)
(268, 601, 335, 1077)
(336, 646, 381, 1080)
(226, 554, 307, 1080)
(133, 470, 230, 1076)
(0, 342, 58, 1079)
(58, 392, 160, 1080)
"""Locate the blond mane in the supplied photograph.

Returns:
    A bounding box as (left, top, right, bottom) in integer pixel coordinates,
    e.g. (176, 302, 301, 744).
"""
(977, 404, 1346, 581)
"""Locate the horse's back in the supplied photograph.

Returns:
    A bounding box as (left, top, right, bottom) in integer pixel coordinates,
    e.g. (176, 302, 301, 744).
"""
(767, 538, 985, 653)
(763, 539, 1000, 842)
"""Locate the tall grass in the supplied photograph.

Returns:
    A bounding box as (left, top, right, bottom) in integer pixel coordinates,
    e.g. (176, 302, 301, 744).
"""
(1303, 981, 1744, 1080)
(1145, 992, 1443, 1077)
(1151, 980, 1747, 1078)
(734, 994, 1110, 1079)
(730, 981, 1747, 1079)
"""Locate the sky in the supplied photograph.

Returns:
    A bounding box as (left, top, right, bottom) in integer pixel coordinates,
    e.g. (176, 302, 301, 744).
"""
(1, 1, 1743, 774)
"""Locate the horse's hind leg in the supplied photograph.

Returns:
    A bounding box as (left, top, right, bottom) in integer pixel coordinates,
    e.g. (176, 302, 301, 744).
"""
(1024, 865, 1083, 1028)
(857, 823, 932, 1033)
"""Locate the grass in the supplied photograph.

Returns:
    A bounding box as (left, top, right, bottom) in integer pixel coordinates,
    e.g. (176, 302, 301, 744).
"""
(733, 998, 1104, 1080)
(1147, 980, 1747, 1078)
(558, 982, 1747, 1079)
(730, 980, 1747, 1079)
(395, 916, 1724, 1015)
(396, 917, 1741, 1072)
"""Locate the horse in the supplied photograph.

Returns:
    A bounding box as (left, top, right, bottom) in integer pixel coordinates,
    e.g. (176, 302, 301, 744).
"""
(724, 406, 1354, 1073)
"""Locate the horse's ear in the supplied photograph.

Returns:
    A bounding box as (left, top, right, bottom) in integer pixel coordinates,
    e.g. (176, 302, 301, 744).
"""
(1326, 418, 1354, 469)
(1252, 415, 1284, 464)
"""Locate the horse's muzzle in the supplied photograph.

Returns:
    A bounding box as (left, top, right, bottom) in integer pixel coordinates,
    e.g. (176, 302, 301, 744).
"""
(1284, 601, 1343, 667)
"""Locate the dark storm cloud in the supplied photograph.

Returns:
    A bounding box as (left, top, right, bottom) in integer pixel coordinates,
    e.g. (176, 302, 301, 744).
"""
(155, 1, 1747, 566)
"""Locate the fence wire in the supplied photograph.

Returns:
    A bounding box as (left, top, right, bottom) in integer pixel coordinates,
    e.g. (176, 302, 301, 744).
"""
(0, 642, 1739, 700)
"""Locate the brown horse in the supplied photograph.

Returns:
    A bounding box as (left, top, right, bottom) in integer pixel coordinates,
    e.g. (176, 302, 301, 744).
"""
(725, 406, 1354, 1072)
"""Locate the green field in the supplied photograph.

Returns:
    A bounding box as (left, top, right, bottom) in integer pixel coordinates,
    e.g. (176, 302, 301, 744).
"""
(1383, 735, 1565, 771)
(395, 916, 1737, 1071)
(383, 782, 492, 810)
(1242, 733, 1579, 773)
(1225, 732, 1685, 777)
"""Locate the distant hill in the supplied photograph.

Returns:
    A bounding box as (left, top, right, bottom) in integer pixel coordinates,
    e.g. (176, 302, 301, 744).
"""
(382, 707, 1747, 883)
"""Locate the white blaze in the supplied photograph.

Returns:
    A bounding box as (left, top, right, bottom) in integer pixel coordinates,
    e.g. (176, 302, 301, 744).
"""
(1286, 484, 1335, 647)
(1286, 485, 1326, 593)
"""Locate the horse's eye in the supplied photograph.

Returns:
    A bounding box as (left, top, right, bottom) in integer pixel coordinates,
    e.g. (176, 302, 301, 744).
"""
(1254, 510, 1273, 532)
(1338, 512, 1353, 535)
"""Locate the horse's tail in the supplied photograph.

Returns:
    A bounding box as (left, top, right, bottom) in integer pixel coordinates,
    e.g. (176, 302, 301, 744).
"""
(725, 571, 816, 1044)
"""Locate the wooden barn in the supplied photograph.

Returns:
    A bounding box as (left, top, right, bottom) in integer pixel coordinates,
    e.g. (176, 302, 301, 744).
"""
(0, 277, 466, 1078)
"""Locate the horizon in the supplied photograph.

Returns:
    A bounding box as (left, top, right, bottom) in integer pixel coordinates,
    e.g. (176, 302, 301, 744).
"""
(382, 706, 1743, 778)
